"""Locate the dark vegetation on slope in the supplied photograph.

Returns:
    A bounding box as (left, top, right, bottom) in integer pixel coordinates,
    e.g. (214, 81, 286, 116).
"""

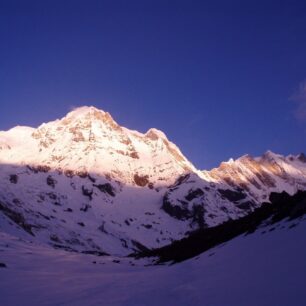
(134, 190, 306, 263)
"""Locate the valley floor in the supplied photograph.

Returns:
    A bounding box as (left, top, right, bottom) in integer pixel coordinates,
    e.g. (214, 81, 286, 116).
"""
(1, 217, 306, 306)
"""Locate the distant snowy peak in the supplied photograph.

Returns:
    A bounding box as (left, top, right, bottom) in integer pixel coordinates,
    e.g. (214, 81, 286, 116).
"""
(205, 151, 306, 184)
(202, 150, 306, 201)
(0, 106, 195, 186)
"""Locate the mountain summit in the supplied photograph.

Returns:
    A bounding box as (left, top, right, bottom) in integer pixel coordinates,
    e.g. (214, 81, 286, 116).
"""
(0, 106, 195, 187)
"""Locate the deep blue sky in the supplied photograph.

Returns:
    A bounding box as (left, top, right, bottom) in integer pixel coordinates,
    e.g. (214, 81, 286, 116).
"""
(1, 0, 306, 169)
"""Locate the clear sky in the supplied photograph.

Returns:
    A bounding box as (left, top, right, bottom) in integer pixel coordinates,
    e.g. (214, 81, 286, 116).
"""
(1, 0, 306, 170)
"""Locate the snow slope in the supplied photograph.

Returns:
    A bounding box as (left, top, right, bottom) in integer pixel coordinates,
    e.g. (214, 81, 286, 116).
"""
(1, 215, 305, 306)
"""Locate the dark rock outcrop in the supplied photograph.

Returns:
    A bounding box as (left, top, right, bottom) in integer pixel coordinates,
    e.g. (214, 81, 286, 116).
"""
(185, 188, 204, 201)
(9, 174, 18, 184)
(94, 183, 115, 197)
(162, 195, 191, 220)
(218, 188, 247, 202)
(0, 201, 34, 235)
(162, 194, 206, 228)
(46, 175, 57, 188)
(82, 186, 93, 200)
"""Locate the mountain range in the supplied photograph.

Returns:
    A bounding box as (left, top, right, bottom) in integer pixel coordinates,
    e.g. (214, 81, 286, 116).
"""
(0, 106, 305, 256)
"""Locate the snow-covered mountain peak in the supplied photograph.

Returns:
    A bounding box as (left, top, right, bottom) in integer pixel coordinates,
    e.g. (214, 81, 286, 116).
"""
(66, 106, 105, 117)
(45, 106, 121, 134)
(145, 128, 167, 141)
(259, 150, 283, 162)
(63, 106, 117, 126)
(0, 106, 196, 186)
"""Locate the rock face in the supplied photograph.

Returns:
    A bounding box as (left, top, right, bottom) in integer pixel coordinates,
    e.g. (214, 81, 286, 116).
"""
(0, 106, 305, 256)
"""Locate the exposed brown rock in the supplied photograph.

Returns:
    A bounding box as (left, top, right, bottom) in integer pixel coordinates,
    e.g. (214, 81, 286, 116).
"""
(134, 174, 149, 187)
